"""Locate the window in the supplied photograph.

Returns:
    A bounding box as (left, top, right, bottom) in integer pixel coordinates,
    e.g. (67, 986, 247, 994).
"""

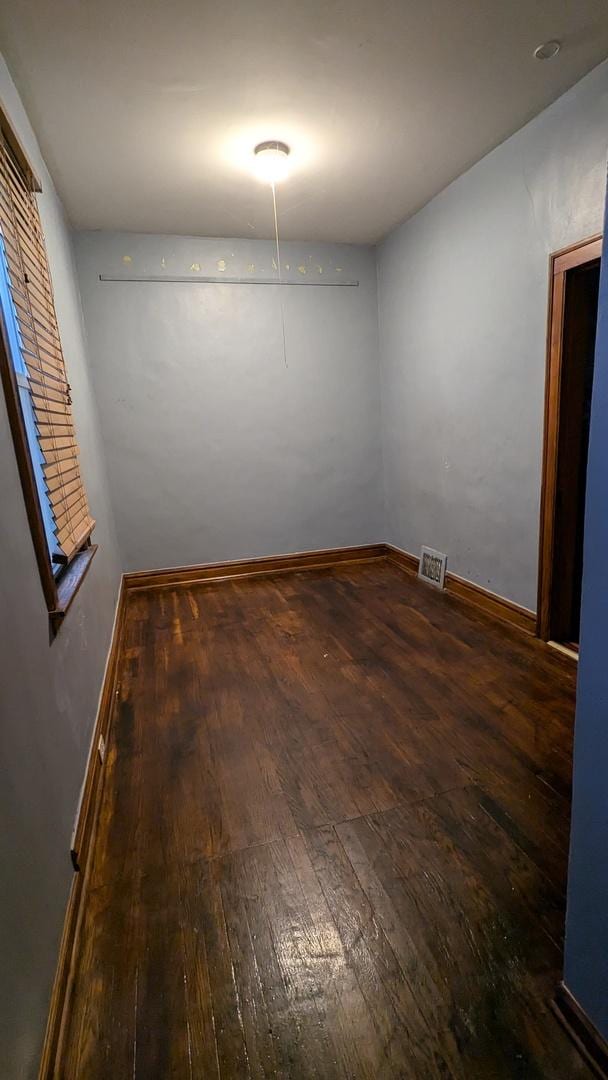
(0, 111, 96, 632)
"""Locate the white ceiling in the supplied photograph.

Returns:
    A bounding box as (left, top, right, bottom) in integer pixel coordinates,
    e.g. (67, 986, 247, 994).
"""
(1, 1, 607, 244)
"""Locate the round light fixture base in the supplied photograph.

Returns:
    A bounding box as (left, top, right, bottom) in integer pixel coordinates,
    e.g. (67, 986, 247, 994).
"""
(254, 140, 291, 184)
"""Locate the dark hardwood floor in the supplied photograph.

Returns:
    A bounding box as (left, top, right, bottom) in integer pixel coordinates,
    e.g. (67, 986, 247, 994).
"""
(61, 560, 588, 1078)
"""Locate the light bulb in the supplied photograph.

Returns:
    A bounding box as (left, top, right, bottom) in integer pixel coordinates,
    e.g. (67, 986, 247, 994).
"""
(254, 141, 290, 184)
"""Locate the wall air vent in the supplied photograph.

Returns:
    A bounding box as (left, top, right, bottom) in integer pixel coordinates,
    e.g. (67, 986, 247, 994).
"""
(418, 546, 447, 589)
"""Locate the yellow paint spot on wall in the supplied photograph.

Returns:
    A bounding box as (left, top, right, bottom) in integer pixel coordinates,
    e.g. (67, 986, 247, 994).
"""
(285, 264, 290, 271)
(190, 263, 201, 272)
(122, 255, 132, 264)
(217, 259, 227, 272)
(298, 265, 307, 275)
(247, 263, 255, 273)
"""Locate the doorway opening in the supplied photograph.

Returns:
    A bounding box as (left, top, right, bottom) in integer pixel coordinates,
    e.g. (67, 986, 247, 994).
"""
(538, 235, 602, 650)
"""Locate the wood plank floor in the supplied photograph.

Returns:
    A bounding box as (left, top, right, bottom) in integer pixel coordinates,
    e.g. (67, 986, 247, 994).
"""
(61, 560, 589, 1078)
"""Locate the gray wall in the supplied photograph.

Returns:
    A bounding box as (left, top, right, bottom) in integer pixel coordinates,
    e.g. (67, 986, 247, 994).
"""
(377, 60, 608, 611)
(0, 57, 122, 1078)
(75, 232, 383, 571)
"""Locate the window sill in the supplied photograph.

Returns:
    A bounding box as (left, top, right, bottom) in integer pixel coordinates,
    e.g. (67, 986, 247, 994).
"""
(49, 544, 98, 638)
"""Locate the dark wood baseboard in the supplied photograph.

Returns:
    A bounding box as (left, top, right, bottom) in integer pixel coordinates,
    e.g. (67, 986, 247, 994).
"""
(446, 571, 536, 635)
(70, 576, 126, 873)
(38, 580, 127, 1080)
(124, 544, 387, 591)
(125, 543, 536, 637)
(385, 543, 419, 576)
(37, 872, 83, 1080)
(385, 544, 536, 635)
(552, 983, 608, 1079)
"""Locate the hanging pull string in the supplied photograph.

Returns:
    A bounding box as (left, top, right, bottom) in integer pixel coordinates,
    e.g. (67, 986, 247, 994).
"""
(271, 181, 288, 368)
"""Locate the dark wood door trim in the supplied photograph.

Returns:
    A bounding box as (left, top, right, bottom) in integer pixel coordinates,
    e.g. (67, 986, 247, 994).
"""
(537, 233, 602, 641)
(553, 236, 602, 275)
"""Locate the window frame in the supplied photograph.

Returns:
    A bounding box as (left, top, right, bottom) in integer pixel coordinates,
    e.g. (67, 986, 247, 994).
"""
(0, 101, 97, 635)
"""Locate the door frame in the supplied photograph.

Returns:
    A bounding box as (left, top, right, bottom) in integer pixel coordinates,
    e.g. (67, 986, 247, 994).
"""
(537, 233, 603, 641)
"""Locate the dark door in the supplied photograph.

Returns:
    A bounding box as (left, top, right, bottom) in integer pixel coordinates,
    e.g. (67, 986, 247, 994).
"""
(550, 258, 601, 646)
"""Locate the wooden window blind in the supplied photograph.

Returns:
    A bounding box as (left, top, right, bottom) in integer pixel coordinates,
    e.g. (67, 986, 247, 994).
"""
(0, 130, 95, 565)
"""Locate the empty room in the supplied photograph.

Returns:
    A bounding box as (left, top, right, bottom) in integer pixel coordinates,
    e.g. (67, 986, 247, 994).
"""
(1, 3, 608, 1077)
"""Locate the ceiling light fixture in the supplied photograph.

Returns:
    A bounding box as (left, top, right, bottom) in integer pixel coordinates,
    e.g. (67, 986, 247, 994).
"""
(254, 140, 290, 185)
(534, 40, 561, 60)
(251, 141, 290, 366)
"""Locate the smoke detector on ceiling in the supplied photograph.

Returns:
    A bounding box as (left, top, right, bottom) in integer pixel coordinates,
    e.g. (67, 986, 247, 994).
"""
(534, 40, 561, 60)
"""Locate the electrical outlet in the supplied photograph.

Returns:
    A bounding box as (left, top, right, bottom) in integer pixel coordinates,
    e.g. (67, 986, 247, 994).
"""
(98, 734, 106, 764)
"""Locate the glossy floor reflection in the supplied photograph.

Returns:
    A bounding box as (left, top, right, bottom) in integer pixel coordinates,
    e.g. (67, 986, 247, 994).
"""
(62, 561, 589, 1077)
